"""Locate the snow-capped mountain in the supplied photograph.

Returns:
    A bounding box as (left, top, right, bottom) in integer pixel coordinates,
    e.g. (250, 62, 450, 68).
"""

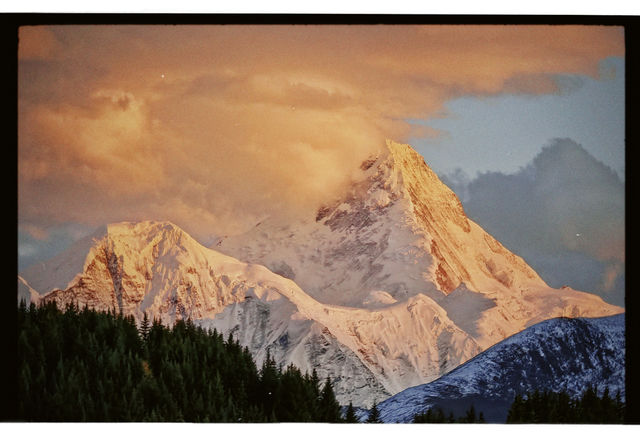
(376, 313, 625, 423)
(18, 140, 623, 407)
(18, 220, 479, 406)
(217, 140, 622, 349)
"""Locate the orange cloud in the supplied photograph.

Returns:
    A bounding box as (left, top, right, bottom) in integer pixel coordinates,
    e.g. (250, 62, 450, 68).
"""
(18, 26, 61, 60)
(18, 25, 624, 240)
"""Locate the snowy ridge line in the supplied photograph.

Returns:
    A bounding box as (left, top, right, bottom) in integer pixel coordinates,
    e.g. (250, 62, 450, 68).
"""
(17, 220, 476, 406)
(376, 313, 625, 423)
(217, 140, 622, 349)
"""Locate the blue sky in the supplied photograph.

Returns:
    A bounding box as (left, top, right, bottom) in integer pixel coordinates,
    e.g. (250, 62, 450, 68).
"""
(411, 57, 625, 181)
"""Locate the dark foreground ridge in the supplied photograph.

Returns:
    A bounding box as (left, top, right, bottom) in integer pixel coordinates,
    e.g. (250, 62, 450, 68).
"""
(377, 313, 625, 423)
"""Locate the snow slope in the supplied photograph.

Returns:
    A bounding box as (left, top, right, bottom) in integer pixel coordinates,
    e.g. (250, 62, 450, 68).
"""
(376, 313, 625, 423)
(217, 140, 622, 349)
(18, 220, 479, 406)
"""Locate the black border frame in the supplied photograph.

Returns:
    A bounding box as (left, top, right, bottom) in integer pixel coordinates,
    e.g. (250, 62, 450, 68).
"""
(2, 13, 638, 424)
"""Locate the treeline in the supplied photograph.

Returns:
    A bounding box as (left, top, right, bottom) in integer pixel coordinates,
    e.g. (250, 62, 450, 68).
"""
(412, 405, 485, 423)
(17, 300, 350, 422)
(411, 387, 625, 424)
(506, 387, 625, 423)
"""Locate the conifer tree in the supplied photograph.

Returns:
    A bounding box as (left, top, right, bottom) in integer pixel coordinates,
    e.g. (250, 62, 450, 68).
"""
(344, 402, 359, 423)
(310, 368, 321, 399)
(507, 394, 525, 423)
(615, 390, 625, 422)
(463, 404, 477, 423)
(366, 400, 382, 423)
(318, 376, 342, 422)
(413, 408, 432, 423)
(446, 411, 455, 423)
(139, 311, 150, 343)
(259, 351, 280, 418)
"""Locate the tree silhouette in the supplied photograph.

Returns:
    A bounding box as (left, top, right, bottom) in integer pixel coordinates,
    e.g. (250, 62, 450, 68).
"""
(344, 402, 359, 423)
(506, 387, 624, 423)
(16, 302, 349, 422)
(140, 311, 150, 343)
(318, 376, 342, 422)
(366, 400, 382, 423)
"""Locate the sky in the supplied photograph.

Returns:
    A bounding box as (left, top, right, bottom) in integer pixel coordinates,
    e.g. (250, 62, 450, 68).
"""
(17, 24, 625, 306)
(410, 56, 625, 306)
(411, 56, 625, 179)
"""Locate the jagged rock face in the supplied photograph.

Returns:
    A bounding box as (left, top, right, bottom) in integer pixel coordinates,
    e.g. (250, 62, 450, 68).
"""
(26, 222, 249, 323)
(219, 141, 543, 307)
(217, 140, 622, 348)
(195, 297, 391, 406)
(377, 313, 625, 423)
(19, 220, 480, 407)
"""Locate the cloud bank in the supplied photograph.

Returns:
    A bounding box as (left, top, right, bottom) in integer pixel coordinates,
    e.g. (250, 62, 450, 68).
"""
(18, 25, 623, 250)
(442, 138, 625, 306)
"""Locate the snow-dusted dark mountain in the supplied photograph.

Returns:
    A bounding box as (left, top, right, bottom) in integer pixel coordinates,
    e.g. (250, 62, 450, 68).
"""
(18, 140, 623, 408)
(377, 313, 625, 423)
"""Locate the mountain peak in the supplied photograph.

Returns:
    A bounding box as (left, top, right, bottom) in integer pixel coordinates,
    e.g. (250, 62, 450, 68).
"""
(356, 141, 470, 233)
(105, 220, 183, 238)
(218, 139, 621, 347)
(387, 140, 469, 229)
(360, 140, 438, 179)
(385, 139, 429, 168)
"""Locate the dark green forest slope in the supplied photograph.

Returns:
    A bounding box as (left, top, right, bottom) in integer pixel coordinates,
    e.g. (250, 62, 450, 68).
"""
(16, 300, 626, 423)
(506, 387, 624, 423)
(16, 301, 345, 422)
